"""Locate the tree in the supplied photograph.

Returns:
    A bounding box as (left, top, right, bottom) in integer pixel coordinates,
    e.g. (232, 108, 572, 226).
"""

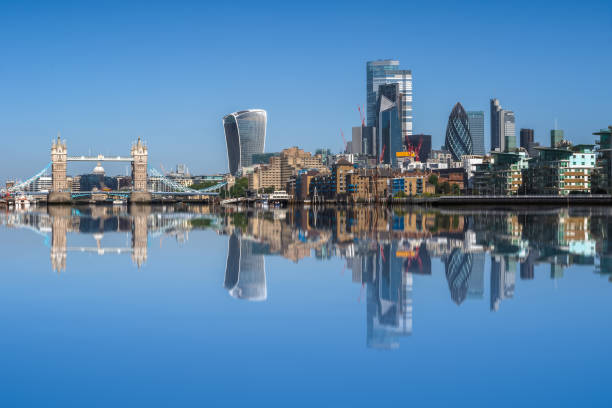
(229, 177, 249, 197)
(428, 174, 438, 187)
(394, 190, 407, 198)
(451, 183, 460, 195)
(438, 181, 451, 195)
(263, 186, 275, 194)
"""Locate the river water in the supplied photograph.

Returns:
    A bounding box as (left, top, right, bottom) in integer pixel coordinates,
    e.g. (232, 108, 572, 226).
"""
(0, 205, 610, 407)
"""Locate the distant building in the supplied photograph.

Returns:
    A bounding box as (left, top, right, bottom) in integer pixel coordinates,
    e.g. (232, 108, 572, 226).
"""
(503, 111, 516, 151)
(467, 111, 485, 155)
(445, 102, 473, 161)
(490, 99, 516, 152)
(223, 109, 267, 176)
(551, 129, 564, 147)
(352, 126, 377, 156)
(406, 134, 432, 162)
(366, 59, 413, 137)
(520, 128, 534, 149)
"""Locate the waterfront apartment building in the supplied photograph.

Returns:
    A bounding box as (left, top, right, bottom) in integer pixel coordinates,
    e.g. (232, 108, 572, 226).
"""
(391, 174, 435, 196)
(366, 60, 413, 137)
(524, 145, 596, 195)
(593, 126, 612, 193)
(248, 147, 326, 192)
(473, 151, 529, 195)
(467, 111, 485, 155)
(223, 109, 267, 176)
(445, 102, 473, 161)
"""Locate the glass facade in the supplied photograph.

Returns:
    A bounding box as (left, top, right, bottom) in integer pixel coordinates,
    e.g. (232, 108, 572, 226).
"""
(467, 111, 485, 155)
(445, 102, 473, 161)
(503, 111, 516, 151)
(223, 109, 267, 175)
(366, 60, 412, 137)
(377, 84, 403, 166)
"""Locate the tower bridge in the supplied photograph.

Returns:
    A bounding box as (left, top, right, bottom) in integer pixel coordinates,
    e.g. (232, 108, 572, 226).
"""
(2, 134, 227, 202)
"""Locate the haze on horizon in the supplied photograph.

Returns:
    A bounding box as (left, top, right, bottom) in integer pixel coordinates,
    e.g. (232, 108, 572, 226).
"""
(1, 0, 610, 179)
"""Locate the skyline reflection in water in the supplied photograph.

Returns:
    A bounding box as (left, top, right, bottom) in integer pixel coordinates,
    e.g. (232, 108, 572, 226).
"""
(1, 204, 611, 406)
(2, 205, 611, 352)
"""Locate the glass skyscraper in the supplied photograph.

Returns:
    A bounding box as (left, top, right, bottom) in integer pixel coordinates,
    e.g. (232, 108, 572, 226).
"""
(223, 109, 267, 175)
(467, 111, 485, 155)
(376, 83, 403, 166)
(445, 102, 473, 161)
(503, 111, 516, 151)
(490, 99, 516, 152)
(366, 60, 412, 138)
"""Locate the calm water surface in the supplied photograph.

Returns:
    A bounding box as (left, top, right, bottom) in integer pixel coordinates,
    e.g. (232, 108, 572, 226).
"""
(1, 205, 610, 407)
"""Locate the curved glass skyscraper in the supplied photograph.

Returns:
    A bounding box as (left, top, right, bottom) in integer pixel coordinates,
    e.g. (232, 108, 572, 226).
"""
(223, 109, 267, 175)
(445, 102, 473, 161)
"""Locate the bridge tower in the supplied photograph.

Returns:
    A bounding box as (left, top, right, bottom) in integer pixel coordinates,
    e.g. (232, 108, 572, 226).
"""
(51, 133, 68, 191)
(130, 137, 151, 202)
(131, 137, 148, 191)
(49, 133, 71, 203)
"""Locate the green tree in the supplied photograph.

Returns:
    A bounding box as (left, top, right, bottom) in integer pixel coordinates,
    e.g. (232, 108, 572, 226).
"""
(229, 177, 249, 197)
(428, 174, 438, 187)
(451, 183, 460, 195)
(394, 190, 407, 198)
(263, 186, 275, 194)
(438, 181, 451, 195)
(191, 180, 219, 190)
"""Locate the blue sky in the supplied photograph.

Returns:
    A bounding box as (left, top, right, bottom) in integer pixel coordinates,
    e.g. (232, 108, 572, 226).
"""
(0, 0, 611, 178)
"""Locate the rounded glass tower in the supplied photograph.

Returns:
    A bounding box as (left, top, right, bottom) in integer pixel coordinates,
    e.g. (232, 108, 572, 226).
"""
(445, 102, 473, 161)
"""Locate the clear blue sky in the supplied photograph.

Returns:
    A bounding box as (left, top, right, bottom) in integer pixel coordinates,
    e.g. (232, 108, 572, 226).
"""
(1, 0, 611, 178)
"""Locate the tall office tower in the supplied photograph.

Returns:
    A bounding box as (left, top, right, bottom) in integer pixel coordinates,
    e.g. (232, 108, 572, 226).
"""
(223, 109, 267, 175)
(406, 134, 432, 162)
(351, 126, 377, 155)
(445, 102, 473, 161)
(520, 128, 534, 149)
(503, 111, 516, 151)
(490, 99, 517, 152)
(551, 129, 564, 147)
(366, 60, 413, 137)
(376, 83, 404, 166)
(490, 99, 502, 151)
(467, 111, 485, 155)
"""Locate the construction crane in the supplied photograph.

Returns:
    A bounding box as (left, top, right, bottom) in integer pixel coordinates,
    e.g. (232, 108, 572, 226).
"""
(341, 130, 348, 153)
(358, 106, 365, 128)
(379, 144, 386, 164)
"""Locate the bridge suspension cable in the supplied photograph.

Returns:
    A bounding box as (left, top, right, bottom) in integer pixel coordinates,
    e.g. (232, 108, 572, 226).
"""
(148, 168, 227, 193)
(5, 162, 52, 193)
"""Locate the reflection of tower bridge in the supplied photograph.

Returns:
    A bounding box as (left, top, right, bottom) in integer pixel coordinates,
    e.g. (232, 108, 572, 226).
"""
(1, 135, 227, 202)
(0, 209, 222, 272)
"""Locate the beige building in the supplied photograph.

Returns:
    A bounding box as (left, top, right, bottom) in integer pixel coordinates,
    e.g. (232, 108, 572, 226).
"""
(248, 147, 326, 191)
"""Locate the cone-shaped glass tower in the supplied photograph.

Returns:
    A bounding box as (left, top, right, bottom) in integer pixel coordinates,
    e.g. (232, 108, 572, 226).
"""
(445, 102, 473, 161)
